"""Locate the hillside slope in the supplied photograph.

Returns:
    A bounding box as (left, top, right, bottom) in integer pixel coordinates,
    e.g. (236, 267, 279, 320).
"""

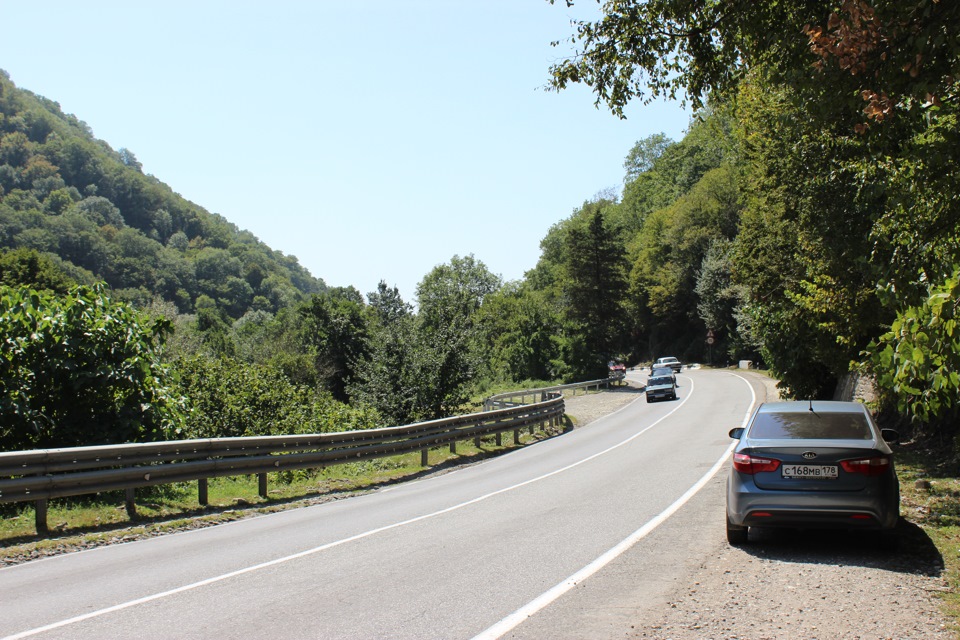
(0, 70, 324, 317)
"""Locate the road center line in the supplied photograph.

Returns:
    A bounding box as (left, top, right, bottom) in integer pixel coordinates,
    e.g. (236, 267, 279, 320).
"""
(6, 373, 749, 640)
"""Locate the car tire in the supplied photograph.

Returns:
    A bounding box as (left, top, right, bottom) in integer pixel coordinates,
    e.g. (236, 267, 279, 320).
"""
(726, 519, 748, 545)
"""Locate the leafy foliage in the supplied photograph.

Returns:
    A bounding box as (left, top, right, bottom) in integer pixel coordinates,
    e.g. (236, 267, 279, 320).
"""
(0, 284, 185, 450)
(865, 270, 960, 427)
(548, 0, 960, 128)
(174, 356, 380, 438)
(0, 246, 75, 292)
(547, 0, 960, 437)
(298, 287, 370, 402)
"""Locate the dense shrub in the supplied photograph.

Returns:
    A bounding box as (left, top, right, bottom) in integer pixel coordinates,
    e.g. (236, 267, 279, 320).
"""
(173, 356, 380, 439)
(0, 283, 185, 450)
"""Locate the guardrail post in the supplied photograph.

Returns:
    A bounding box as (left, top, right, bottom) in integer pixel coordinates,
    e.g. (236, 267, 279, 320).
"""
(198, 478, 208, 506)
(514, 428, 520, 444)
(35, 499, 48, 534)
(125, 488, 136, 518)
(449, 442, 457, 455)
(474, 436, 481, 448)
(258, 473, 268, 499)
(495, 432, 502, 446)
(421, 448, 429, 467)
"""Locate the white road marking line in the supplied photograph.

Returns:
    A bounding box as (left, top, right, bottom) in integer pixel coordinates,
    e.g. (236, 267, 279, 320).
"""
(5, 373, 751, 640)
(470, 371, 758, 640)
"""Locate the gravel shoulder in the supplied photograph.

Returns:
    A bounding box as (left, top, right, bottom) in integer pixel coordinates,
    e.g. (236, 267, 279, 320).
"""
(563, 371, 957, 640)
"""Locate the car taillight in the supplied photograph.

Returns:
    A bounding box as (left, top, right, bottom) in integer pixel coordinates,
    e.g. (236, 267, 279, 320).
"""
(733, 452, 781, 474)
(840, 456, 891, 477)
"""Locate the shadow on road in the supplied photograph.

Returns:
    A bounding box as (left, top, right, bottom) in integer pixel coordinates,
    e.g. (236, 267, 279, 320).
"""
(738, 518, 943, 577)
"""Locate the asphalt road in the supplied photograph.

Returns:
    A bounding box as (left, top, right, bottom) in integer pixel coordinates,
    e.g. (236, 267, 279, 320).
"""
(0, 368, 764, 640)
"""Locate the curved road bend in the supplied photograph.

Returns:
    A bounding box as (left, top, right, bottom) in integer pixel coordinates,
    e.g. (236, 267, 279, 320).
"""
(0, 368, 763, 640)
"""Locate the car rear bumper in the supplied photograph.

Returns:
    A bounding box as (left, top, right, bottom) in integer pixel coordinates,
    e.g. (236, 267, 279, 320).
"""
(727, 477, 899, 530)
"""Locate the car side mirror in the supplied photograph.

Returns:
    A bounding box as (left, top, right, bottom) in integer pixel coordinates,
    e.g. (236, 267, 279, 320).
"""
(881, 428, 900, 444)
(729, 427, 744, 439)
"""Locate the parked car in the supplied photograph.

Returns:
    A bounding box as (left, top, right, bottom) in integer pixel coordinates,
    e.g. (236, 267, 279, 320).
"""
(726, 401, 900, 546)
(653, 356, 682, 373)
(645, 375, 677, 402)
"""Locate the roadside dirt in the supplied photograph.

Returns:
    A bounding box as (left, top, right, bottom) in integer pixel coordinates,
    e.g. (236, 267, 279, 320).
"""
(563, 371, 957, 640)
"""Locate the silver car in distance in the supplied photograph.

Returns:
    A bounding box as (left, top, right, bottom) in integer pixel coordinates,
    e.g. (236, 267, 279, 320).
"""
(726, 401, 900, 547)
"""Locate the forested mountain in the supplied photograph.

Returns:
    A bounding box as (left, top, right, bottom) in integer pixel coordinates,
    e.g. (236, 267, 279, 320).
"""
(0, 69, 325, 318)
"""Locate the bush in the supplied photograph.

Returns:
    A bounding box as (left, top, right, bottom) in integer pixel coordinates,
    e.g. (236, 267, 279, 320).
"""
(0, 283, 186, 450)
(173, 356, 380, 439)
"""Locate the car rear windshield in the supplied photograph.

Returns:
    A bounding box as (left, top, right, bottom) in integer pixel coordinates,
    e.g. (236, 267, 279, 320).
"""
(748, 411, 872, 440)
(649, 377, 673, 386)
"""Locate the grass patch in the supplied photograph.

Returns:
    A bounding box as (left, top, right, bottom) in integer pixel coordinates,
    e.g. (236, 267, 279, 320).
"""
(0, 425, 559, 564)
(895, 441, 960, 628)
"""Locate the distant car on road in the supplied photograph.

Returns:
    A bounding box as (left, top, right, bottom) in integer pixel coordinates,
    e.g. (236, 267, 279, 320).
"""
(725, 401, 900, 547)
(645, 375, 677, 402)
(650, 366, 676, 383)
(653, 356, 682, 373)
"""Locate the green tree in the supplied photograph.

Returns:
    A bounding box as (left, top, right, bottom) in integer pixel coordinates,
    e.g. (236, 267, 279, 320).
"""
(348, 282, 419, 426)
(477, 283, 563, 383)
(0, 283, 185, 450)
(414, 255, 502, 418)
(728, 78, 890, 397)
(564, 209, 628, 377)
(0, 247, 74, 292)
(694, 239, 746, 364)
(548, 0, 959, 127)
(623, 133, 673, 183)
(299, 287, 370, 402)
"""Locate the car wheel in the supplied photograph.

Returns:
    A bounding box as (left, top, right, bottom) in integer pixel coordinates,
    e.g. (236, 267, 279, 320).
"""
(726, 519, 748, 545)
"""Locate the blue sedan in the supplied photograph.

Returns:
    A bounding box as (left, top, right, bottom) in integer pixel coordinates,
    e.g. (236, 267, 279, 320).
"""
(726, 401, 900, 546)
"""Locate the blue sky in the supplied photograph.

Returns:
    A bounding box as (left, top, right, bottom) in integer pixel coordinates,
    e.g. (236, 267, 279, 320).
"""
(0, 1, 690, 303)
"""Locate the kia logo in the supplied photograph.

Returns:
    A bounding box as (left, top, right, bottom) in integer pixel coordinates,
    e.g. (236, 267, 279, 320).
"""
(802, 451, 817, 459)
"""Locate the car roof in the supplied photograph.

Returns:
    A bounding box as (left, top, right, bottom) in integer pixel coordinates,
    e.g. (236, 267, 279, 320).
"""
(755, 401, 869, 415)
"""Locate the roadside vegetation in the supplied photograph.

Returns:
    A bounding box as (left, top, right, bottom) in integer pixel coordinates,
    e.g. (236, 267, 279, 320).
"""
(896, 444, 960, 624)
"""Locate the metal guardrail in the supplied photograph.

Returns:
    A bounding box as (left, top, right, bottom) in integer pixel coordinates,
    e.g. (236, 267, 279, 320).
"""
(0, 394, 565, 534)
(483, 373, 625, 411)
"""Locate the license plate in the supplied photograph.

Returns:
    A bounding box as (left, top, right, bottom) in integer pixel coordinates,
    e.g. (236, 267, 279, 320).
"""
(782, 464, 838, 479)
